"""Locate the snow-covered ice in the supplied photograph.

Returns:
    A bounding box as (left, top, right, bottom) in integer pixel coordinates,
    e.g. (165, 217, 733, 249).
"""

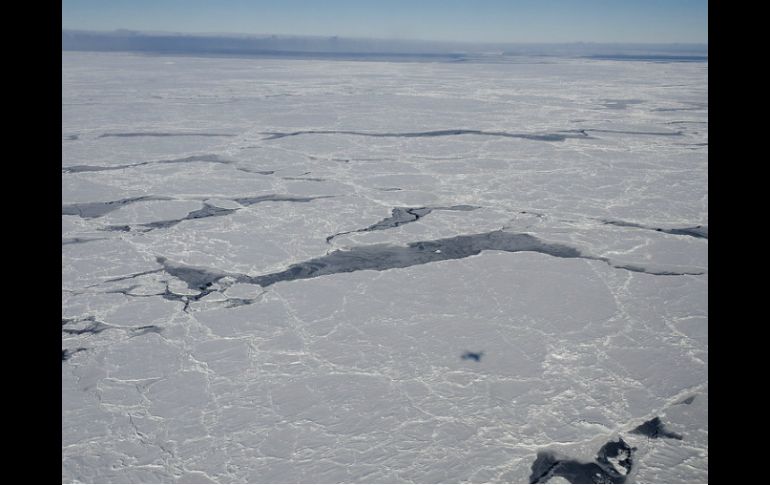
(62, 51, 707, 483)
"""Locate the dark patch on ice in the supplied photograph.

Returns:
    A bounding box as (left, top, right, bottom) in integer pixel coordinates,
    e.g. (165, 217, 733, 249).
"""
(148, 227, 702, 292)
(570, 128, 683, 137)
(104, 285, 142, 297)
(326, 205, 479, 243)
(603, 220, 645, 230)
(61, 317, 111, 336)
(62, 196, 172, 219)
(119, 281, 261, 312)
(103, 268, 165, 283)
(99, 132, 236, 138)
(612, 264, 704, 276)
(105, 282, 216, 313)
(112, 282, 266, 311)
(261, 129, 591, 142)
(155, 257, 240, 292)
(250, 229, 702, 287)
(530, 438, 635, 484)
(62, 154, 234, 174)
(182, 203, 239, 220)
(436, 204, 480, 211)
(282, 176, 326, 182)
(149, 154, 234, 166)
(665, 120, 708, 125)
(158, 286, 198, 304)
(94, 194, 336, 233)
(62, 237, 106, 245)
(63, 317, 162, 339)
(461, 351, 484, 362)
(130, 325, 163, 336)
(596, 439, 635, 475)
(236, 167, 275, 175)
(530, 453, 612, 484)
(146, 228, 704, 294)
(308, 156, 357, 164)
(601, 99, 644, 110)
(652, 106, 706, 112)
(134, 203, 240, 232)
(664, 226, 708, 239)
(62, 165, 123, 174)
(102, 224, 133, 232)
(629, 417, 683, 440)
(62, 348, 87, 361)
(378, 187, 403, 192)
(154, 154, 233, 165)
(63, 134, 79, 140)
(678, 395, 696, 405)
(158, 285, 218, 312)
(223, 297, 261, 308)
(233, 194, 335, 206)
(373, 206, 431, 227)
(251, 231, 585, 288)
(603, 219, 708, 239)
(134, 220, 183, 231)
(327, 207, 432, 243)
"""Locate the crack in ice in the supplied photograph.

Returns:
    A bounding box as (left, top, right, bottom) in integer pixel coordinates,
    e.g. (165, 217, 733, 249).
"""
(261, 129, 592, 142)
(99, 132, 236, 138)
(62, 154, 234, 174)
(327, 205, 480, 243)
(602, 219, 708, 239)
(62, 196, 173, 219)
(147, 230, 704, 293)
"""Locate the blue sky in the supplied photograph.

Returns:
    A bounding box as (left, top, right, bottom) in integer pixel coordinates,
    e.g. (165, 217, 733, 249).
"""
(62, 0, 708, 44)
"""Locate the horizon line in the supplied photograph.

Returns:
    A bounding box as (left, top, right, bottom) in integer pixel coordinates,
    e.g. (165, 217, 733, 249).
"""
(62, 28, 708, 48)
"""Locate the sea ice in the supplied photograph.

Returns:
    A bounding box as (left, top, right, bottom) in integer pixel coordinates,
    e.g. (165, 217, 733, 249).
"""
(63, 51, 707, 483)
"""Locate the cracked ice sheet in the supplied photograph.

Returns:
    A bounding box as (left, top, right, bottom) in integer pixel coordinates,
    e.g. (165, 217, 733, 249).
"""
(63, 253, 706, 483)
(63, 52, 706, 483)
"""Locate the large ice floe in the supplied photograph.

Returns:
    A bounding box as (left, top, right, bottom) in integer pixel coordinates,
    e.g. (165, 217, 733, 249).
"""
(63, 51, 707, 483)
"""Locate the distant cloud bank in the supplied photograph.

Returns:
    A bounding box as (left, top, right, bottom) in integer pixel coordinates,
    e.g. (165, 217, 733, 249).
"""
(62, 30, 707, 62)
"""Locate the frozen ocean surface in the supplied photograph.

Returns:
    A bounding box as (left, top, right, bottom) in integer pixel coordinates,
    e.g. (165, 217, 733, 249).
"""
(62, 51, 707, 483)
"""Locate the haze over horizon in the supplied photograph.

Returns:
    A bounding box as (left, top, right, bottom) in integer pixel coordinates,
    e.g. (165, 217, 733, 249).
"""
(62, 0, 708, 45)
(62, 28, 707, 61)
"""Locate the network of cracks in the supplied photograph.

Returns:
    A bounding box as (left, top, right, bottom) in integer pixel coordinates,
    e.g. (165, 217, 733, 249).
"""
(63, 124, 706, 482)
